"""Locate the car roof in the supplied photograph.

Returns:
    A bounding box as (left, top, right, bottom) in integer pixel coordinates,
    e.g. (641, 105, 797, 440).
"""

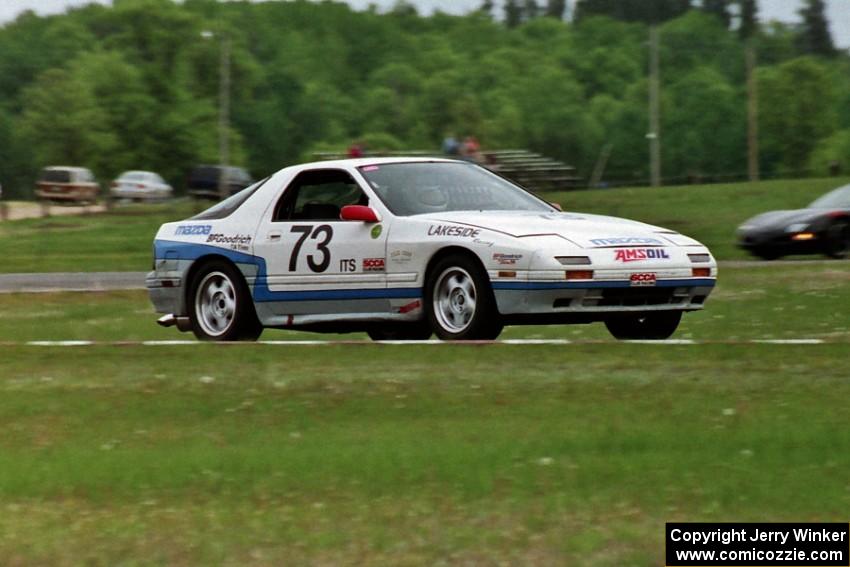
(43, 166, 92, 172)
(292, 156, 457, 170)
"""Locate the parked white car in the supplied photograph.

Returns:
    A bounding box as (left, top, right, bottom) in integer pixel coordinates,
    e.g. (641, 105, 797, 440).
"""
(147, 158, 716, 342)
(111, 171, 172, 202)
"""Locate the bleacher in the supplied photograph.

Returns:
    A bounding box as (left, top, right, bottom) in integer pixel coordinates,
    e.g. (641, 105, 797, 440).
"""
(312, 149, 582, 192)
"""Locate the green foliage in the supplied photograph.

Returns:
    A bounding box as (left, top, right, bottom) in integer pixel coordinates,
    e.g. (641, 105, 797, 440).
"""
(797, 0, 835, 56)
(0, 0, 846, 196)
(758, 57, 838, 175)
(809, 130, 850, 176)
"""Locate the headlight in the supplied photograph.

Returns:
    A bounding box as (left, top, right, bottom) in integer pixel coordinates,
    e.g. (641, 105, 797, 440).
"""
(785, 223, 808, 233)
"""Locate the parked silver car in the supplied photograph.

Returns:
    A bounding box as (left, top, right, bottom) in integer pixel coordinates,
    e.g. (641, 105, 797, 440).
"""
(110, 171, 173, 202)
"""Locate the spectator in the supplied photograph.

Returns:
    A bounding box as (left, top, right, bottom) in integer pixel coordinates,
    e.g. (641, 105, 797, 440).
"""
(442, 134, 460, 157)
(461, 135, 483, 163)
(348, 141, 364, 158)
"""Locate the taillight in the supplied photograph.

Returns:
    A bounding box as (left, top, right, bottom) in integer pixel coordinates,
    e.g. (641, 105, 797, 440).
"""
(565, 270, 593, 280)
(692, 268, 711, 277)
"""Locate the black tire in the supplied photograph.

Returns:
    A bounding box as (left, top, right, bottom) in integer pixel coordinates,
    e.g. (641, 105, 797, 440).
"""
(824, 222, 850, 259)
(367, 322, 432, 341)
(604, 311, 682, 340)
(188, 260, 262, 341)
(425, 253, 503, 340)
(754, 249, 781, 261)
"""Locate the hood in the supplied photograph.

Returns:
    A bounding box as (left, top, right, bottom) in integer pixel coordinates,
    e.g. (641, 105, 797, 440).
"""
(739, 209, 823, 231)
(419, 211, 690, 248)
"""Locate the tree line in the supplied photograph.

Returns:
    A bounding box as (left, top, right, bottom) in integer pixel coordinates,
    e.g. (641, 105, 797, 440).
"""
(0, 0, 847, 197)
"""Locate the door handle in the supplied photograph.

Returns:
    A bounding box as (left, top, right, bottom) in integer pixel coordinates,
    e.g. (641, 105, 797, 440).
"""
(268, 231, 281, 241)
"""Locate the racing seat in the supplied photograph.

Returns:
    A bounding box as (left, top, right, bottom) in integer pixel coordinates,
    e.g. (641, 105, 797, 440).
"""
(299, 202, 340, 220)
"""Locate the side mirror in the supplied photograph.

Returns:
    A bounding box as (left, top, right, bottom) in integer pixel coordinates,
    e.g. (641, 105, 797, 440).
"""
(550, 202, 563, 211)
(340, 205, 381, 223)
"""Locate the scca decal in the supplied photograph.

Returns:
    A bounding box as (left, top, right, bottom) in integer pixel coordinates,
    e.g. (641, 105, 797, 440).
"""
(175, 225, 212, 236)
(363, 258, 386, 272)
(630, 273, 657, 287)
(614, 248, 671, 262)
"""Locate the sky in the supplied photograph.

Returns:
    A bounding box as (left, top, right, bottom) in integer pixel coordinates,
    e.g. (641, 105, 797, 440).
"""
(0, 0, 847, 47)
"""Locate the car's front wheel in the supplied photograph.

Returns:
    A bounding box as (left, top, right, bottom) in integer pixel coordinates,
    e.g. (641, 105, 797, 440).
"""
(189, 261, 262, 341)
(824, 222, 850, 259)
(426, 254, 503, 341)
(604, 311, 682, 340)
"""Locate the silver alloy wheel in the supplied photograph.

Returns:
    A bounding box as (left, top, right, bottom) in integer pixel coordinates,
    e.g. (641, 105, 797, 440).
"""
(195, 271, 237, 337)
(433, 266, 477, 333)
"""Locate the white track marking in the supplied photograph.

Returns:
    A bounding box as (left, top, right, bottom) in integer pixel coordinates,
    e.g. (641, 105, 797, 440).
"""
(12, 338, 837, 347)
(751, 339, 825, 345)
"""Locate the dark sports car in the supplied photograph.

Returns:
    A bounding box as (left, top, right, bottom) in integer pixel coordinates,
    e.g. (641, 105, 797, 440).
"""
(737, 184, 850, 260)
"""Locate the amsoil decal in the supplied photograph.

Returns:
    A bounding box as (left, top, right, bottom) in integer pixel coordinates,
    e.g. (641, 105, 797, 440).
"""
(493, 253, 523, 265)
(363, 258, 386, 272)
(428, 225, 481, 238)
(614, 248, 671, 262)
(175, 224, 212, 236)
(591, 237, 664, 246)
(630, 273, 657, 287)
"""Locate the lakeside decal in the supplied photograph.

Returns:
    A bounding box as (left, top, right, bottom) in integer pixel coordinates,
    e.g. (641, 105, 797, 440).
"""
(614, 248, 671, 262)
(493, 253, 523, 265)
(363, 258, 386, 272)
(427, 225, 481, 238)
(175, 225, 212, 236)
(591, 237, 664, 246)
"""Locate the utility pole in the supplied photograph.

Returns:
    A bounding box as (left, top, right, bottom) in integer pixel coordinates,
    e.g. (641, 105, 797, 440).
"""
(218, 37, 231, 201)
(648, 25, 662, 187)
(746, 42, 760, 182)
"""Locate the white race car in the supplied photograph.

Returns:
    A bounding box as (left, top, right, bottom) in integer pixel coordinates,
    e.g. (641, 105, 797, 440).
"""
(147, 158, 716, 341)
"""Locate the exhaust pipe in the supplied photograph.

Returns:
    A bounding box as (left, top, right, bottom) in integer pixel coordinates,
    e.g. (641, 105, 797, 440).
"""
(157, 314, 192, 332)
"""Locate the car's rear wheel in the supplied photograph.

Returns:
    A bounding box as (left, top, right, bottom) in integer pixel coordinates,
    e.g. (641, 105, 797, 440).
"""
(189, 261, 262, 341)
(824, 222, 850, 259)
(426, 254, 503, 341)
(367, 322, 432, 341)
(604, 311, 682, 340)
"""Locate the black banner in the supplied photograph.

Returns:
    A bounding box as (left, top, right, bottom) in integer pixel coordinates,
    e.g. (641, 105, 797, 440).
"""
(666, 523, 849, 566)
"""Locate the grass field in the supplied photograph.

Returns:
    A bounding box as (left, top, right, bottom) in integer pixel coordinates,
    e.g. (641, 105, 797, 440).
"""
(1, 343, 849, 565)
(2, 181, 850, 564)
(0, 177, 847, 273)
(0, 263, 847, 343)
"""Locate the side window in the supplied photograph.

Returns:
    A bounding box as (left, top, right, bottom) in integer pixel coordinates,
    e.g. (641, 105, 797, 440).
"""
(274, 169, 368, 221)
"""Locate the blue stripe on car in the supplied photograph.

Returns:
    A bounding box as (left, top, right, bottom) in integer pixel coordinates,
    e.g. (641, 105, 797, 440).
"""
(154, 240, 420, 302)
(155, 240, 715, 302)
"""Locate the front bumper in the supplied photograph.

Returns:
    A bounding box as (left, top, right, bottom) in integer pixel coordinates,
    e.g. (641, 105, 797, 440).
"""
(738, 229, 823, 255)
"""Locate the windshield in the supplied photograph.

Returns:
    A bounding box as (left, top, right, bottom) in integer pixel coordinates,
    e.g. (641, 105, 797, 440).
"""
(357, 162, 554, 216)
(191, 177, 269, 220)
(40, 169, 72, 183)
(809, 185, 850, 209)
